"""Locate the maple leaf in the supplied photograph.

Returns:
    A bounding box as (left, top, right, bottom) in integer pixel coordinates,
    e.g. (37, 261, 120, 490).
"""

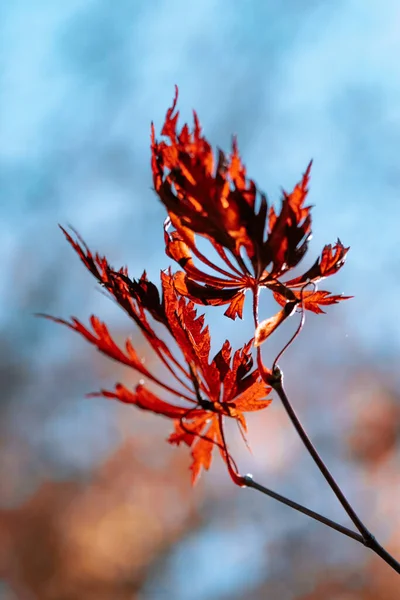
(42, 229, 272, 484)
(151, 88, 351, 331)
(283, 239, 349, 287)
(273, 288, 352, 315)
(266, 239, 353, 322)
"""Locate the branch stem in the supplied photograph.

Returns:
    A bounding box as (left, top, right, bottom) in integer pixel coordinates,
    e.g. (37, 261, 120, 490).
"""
(250, 289, 400, 573)
(271, 369, 400, 574)
(273, 371, 365, 533)
(243, 475, 364, 544)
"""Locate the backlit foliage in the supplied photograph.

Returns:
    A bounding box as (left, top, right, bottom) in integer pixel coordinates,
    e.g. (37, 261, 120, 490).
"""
(43, 87, 349, 483)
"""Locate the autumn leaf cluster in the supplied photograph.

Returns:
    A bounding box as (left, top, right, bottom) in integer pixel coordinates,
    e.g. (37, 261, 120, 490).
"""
(44, 87, 350, 484)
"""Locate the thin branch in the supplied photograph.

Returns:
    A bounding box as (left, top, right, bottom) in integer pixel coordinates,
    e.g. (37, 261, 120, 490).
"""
(252, 285, 260, 328)
(252, 286, 267, 380)
(270, 368, 400, 574)
(252, 287, 400, 573)
(272, 307, 304, 372)
(242, 475, 364, 544)
(366, 538, 400, 573)
(272, 283, 310, 370)
(271, 369, 366, 534)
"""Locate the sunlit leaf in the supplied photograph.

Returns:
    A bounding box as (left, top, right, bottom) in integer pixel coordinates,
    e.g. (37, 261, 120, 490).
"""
(152, 91, 350, 319)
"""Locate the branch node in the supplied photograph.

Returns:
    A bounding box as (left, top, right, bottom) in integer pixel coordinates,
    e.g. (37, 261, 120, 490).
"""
(363, 532, 377, 548)
(243, 473, 253, 485)
(269, 365, 283, 387)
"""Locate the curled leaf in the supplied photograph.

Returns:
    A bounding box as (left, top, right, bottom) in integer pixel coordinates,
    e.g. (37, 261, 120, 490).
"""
(254, 302, 297, 347)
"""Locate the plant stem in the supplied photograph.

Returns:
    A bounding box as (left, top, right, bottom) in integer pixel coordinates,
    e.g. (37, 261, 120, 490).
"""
(366, 538, 400, 573)
(242, 475, 364, 544)
(251, 288, 400, 573)
(271, 368, 400, 574)
(272, 370, 365, 533)
(252, 285, 267, 379)
(252, 285, 260, 328)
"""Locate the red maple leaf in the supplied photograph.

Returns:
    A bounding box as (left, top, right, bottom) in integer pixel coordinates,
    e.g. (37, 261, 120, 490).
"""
(41, 229, 272, 484)
(151, 88, 351, 340)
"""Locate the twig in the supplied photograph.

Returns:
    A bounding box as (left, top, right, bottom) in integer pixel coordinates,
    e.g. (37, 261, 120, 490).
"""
(270, 366, 400, 574)
(242, 475, 364, 544)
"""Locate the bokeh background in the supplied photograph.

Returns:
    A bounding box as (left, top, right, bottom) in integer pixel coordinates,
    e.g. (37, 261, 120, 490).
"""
(1, 0, 400, 598)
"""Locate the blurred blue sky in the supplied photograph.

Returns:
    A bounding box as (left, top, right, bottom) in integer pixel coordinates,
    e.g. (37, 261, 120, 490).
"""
(2, 0, 400, 360)
(1, 1, 400, 597)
